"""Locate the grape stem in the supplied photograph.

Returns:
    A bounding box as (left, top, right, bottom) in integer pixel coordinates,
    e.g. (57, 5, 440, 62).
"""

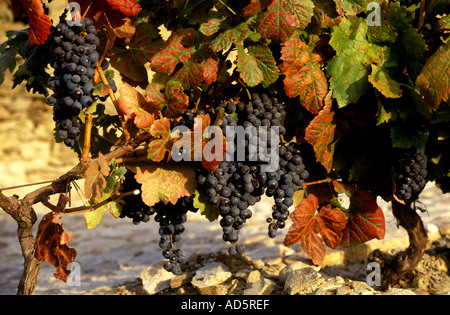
(96, 64, 131, 142)
(82, 113, 93, 158)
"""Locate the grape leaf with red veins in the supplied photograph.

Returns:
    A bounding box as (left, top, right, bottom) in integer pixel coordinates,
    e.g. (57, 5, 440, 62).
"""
(131, 163, 197, 207)
(283, 194, 347, 265)
(10, 0, 52, 46)
(117, 83, 159, 129)
(280, 37, 328, 115)
(256, 0, 315, 42)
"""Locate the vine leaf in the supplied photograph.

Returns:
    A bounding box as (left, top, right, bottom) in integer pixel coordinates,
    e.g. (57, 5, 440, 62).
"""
(117, 83, 158, 128)
(326, 16, 373, 107)
(283, 194, 348, 265)
(280, 37, 328, 115)
(340, 190, 386, 247)
(150, 28, 219, 89)
(34, 212, 77, 282)
(110, 23, 163, 83)
(193, 188, 220, 222)
(84, 152, 110, 201)
(236, 43, 279, 88)
(415, 43, 450, 110)
(368, 64, 403, 99)
(11, 0, 52, 46)
(237, 45, 264, 87)
(73, 0, 141, 29)
(256, 0, 315, 42)
(147, 117, 173, 162)
(131, 163, 197, 207)
(304, 92, 336, 173)
(333, 0, 369, 15)
(146, 80, 189, 118)
(150, 28, 197, 75)
(105, 0, 142, 17)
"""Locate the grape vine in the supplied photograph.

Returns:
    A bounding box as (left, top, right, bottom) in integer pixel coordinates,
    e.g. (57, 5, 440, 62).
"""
(0, 0, 449, 293)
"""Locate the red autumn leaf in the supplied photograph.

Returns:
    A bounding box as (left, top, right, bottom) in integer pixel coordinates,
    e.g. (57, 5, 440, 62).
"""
(241, 0, 272, 18)
(11, 0, 52, 46)
(147, 118, 173, 162)
(34, 212, 78, 282)
(73, 0, 141, 29)
(130, 163, 197, 207)
(304, 92, 336, 173)
(146, 80, 189, 118)
(256, 0, 315, 42)
(106, 0, 141, 18)
(117, 83, 159, 128)
(283, 194, 348, 265)
(150, 29, 197, 75)
(340, 190, 386, 247)
(201, 57, 220, 85)
(280, 37, 328, 115)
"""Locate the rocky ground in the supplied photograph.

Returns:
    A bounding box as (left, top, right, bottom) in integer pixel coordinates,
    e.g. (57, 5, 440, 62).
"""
(0, 1, 449, 296)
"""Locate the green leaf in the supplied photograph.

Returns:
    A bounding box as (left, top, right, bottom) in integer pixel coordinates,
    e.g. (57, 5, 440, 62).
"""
(236, 45, 264, 87)
(327, 16, 380, 107)
(415, 43, 450, 110)
(280, 37, 328, 115)
(247, 45, 280, 88)
(193, 188, 219, 222)
(368, 64, 402, 98)
(334, 0, 369, 15)
(256, 0, 315, 42)
(0, 29, 28, 86)
(391, 121, 429, 149)
(210, 21, 253, 52)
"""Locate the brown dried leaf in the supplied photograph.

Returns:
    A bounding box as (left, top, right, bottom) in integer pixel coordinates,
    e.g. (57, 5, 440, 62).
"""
(34, 212, 77, 282)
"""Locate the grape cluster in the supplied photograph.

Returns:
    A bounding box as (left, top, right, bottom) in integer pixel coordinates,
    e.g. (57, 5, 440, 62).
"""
(394, 147, 428, 201)
(120, 173, 156, 225)
(194, 92, 309, 253)
(155, 196, 196, 275)
(266, 142, 309, 238)
(45, 18, 115, 147)
(119, 173, 197, 275)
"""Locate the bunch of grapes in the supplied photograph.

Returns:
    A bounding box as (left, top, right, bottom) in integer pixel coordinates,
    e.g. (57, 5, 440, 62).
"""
(119, 173, 197, 275)
(120, 173, 156, 225)
(394, 147, 428, 202)
(194, 92, 309, 254)
(45, 17, 115, 147)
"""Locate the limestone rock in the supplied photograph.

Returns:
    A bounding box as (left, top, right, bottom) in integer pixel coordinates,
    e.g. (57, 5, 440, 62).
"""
(191, 262, 233, 295)
(141, 261, 177, 295)
(244, 278, 276, 295)
(283, 267, 323, 295)
(279, 261, 321, 282)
